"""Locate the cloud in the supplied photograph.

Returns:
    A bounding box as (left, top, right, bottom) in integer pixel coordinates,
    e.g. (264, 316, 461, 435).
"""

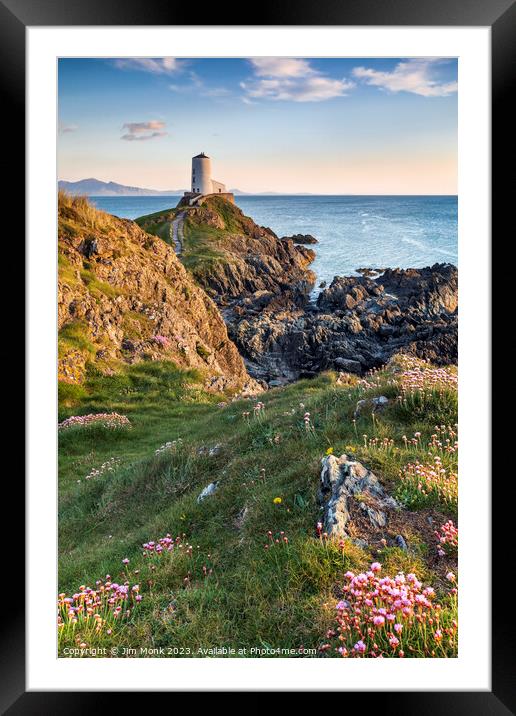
(59, 124, 78, 134)
(242, 58, 354, 102)
(241, 76, 354, 103)
(121, 120, 167, 141)
(249, 57, 315, 78)
(169, 71, 231, 98)
(113, 58, 183, 75)
(352, 59, 457, 97)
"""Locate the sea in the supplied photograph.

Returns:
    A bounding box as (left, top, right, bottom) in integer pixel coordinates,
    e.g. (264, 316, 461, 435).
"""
(90, 195, 458, 292)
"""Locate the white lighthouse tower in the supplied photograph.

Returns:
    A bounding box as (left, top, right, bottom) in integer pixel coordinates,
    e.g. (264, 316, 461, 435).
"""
(191, 152, 213, 195)
(180, 152, 232, 207)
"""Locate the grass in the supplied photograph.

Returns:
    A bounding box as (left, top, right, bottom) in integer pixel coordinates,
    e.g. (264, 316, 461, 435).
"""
(58, 358, 458, 657)
(59, 190, 115, 234)
(58, 321, 96, 359)
(135, 198, 245, 281)
(180, 217, 229, 278)
(80, 268, 125, 300)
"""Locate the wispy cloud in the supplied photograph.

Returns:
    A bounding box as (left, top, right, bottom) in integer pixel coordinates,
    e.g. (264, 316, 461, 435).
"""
(114, 58, 184, 75)
(242, 58, 354, 102)
(169, 71, 231, 98)
(352, 59, 457, 97)
(121, 120, 167, 141)
(59, 123, 78, 134)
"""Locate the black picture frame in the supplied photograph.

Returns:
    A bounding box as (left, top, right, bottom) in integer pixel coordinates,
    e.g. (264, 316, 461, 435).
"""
(7, 0, 509, 709)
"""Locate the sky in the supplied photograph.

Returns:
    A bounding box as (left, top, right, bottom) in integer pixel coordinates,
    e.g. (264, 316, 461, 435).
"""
(58, 57, 458, 195)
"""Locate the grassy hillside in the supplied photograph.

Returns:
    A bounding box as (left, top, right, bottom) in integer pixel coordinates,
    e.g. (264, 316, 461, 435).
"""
(58, 192, 254, 393)
(58, 354, 458, 658)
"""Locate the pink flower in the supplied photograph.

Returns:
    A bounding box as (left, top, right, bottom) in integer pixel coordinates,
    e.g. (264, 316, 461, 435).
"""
(371, 562, 382, 573)
(373, 615, 385, 627)
(354, 640, 366, 653)
(394, 623, 403, 634)
(122, 558, 129, 565)
(446, 572, 456, 582)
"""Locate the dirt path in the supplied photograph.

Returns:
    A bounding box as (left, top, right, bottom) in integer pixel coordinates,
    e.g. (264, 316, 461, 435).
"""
(170, 212, 185, 254)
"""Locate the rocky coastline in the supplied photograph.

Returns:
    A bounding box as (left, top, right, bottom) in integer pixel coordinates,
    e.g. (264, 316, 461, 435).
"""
(171, 197, 458, 387)
(63, 195, 458, 392)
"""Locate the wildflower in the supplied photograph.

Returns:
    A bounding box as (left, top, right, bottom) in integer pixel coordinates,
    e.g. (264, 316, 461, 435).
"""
(58, 412, 130, 431)
(371, 562, 382, 573)
(122, 558, 129, 565)
(273, 497, 282, 504)
(324, 562, 457, 658)
(326, 447, 334, 455)
(446, 572, 456, 582)
(152, 334, 170, 348)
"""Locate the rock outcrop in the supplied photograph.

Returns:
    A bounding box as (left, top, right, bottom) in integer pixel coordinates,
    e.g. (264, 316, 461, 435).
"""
(228, 264, 457, 384)
(58, 194, 259, 393)
(281, 233, 318, 245)
(318, 454, 398, 539)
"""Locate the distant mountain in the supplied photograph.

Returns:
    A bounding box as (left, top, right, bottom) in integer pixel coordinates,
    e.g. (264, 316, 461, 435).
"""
(58, 178, 316, 198)
(58, 178, 185, 197)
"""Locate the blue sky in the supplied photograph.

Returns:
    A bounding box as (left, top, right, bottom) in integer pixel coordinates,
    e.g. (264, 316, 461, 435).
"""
(58, 57, 458, 194)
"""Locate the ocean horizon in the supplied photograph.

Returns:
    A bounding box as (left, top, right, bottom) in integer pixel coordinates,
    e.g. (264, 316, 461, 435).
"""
(90, 194, 458, 290)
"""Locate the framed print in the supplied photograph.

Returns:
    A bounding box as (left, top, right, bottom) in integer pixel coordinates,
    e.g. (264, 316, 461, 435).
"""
(5, 0, 510, 707)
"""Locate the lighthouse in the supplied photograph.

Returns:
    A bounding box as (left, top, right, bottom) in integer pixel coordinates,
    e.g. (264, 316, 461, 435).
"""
(190, 152, 226, 195)
(191, 152, 212, 195)
(179, 153, 232, 207)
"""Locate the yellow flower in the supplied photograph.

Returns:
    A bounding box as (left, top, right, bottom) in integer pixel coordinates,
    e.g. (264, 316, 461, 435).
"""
(273, 497, 282, 504)
(326, 447, 334, 455)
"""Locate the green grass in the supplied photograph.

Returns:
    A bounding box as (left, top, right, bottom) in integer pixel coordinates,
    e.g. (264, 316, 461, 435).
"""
(58, 360, 458, 657)
(180, 216, 229, 277)
(80, 268, 125, 299)
(58, 320, 96, 359)
(135, 199, 240, 280)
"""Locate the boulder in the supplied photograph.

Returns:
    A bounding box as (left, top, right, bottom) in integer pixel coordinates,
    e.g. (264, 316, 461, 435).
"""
(197, 482, 219, 503)
(318, 454, 398, 539)
(281, 233, 318, 245)
(395, 534, 408, 551)
(354, 395, 389, 419)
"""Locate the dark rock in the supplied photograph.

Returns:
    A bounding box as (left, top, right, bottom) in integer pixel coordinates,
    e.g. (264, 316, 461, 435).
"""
(121, 338, 136, 352)
(81, 238, 98, 258)
(281, 233, 318, 245)
(228, 264, 457, 385)
(395, 535, 408, 551)
(334, 357, 362, 373)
